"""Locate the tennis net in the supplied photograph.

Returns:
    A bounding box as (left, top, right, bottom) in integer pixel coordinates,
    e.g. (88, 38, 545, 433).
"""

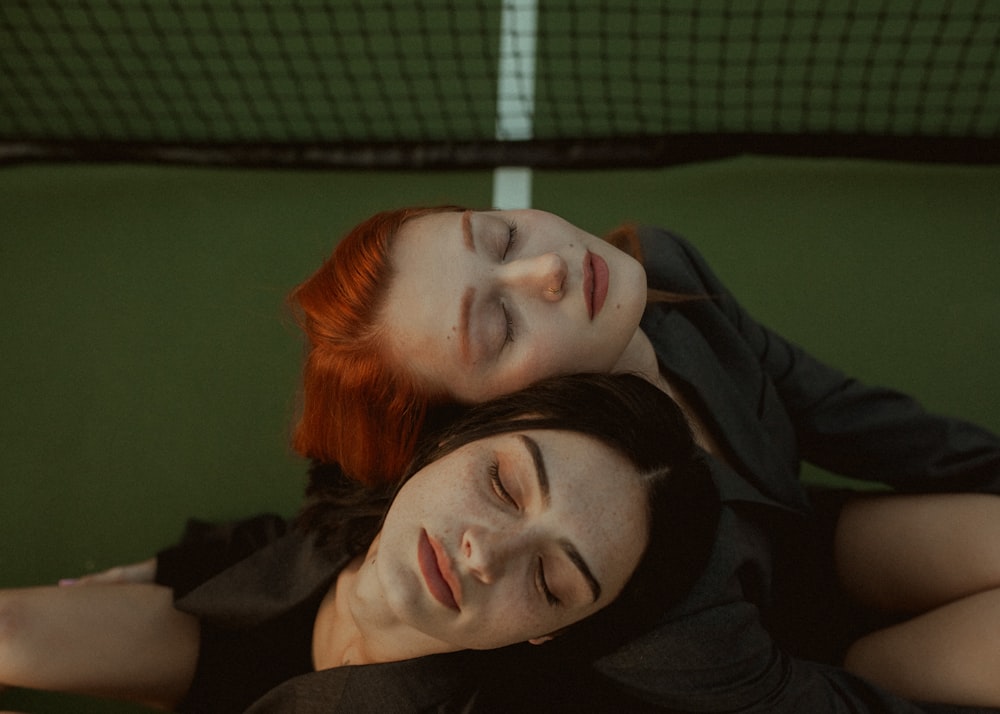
(2, 1, 997, 167)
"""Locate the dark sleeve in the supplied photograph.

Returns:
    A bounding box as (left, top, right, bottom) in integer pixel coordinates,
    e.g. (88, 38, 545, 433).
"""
(659, 228, 1000, 494)
(154, 513, 290, 598)
(597, 601, 1000, 714)
(242, 651, 487, 714)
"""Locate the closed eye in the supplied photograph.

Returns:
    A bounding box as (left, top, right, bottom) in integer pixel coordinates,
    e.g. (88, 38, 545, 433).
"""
(537, 557, 560, 606)
(489, 461, 517, 507)
(501, 221, 517, 260)
(501, 302, 515, 347)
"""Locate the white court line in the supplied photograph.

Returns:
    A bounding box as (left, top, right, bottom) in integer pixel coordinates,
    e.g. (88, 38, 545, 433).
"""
(492, 0, 537, 209)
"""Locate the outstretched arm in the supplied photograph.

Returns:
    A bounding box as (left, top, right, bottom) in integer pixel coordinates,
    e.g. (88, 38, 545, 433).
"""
(60, 513, 290, 595)
(61, 557, 157, 587)
(0, 582, 198, 710)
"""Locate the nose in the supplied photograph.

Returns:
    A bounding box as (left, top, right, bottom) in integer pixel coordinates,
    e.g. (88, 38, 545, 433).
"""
(500, 252, 567, 303)
(461, 523, 516, 585)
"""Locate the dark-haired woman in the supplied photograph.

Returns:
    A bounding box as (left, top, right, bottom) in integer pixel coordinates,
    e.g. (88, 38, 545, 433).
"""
(0, 373, 717, 713)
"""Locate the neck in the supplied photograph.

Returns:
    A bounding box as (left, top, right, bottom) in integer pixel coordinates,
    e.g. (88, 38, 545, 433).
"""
(613, 328, 661, 384)
(312, 547, 457, 670)
(616, 327, 727, 461)
(312, 556, 373, 669)
(613, 327, 686, 410)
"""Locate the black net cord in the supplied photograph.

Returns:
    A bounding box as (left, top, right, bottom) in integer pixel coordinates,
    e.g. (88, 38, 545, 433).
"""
(3, 134, 998, 170)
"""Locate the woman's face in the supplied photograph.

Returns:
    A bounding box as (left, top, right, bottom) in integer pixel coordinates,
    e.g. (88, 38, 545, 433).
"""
(380, 209, 647, 402)
(365, 429, 649, 652)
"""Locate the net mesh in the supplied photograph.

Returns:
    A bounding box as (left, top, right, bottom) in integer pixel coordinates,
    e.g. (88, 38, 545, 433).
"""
(2, 0, 997, 167)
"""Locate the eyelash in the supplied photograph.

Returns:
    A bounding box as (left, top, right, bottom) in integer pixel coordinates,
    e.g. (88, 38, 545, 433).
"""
(488, 460, 515, 506)
(497, 221, 518, 350)
(489, 461, 559, 606)
(537, 558, 560, 606)
(501, 221, 517, 260)
(501, 302, 515, 346)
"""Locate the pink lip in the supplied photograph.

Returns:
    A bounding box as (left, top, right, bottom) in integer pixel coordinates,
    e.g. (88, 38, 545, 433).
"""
(584, 251, 609, 320)
(418, 530, 461, 610)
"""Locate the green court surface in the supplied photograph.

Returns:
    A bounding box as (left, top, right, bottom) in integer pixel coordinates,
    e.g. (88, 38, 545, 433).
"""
(1, 157, 998, 712)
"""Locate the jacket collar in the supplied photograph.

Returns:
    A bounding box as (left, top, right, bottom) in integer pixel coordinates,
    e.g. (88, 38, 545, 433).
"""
(245, 649, 484, 713)
(641, 305, 809, 513)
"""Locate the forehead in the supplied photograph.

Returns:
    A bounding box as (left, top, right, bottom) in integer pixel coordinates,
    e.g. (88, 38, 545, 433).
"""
(537, 430, 647, 518)
(380, 212, 468, 383)
(395, 210, 465, 247)
(529, 430, 649, 598)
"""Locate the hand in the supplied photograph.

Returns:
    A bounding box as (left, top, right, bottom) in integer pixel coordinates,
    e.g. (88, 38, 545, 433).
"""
(59, 558, 157, 586)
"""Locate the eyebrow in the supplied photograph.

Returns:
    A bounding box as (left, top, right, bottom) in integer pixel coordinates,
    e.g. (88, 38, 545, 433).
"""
(458, 286, 474, 365)
(456, 211, 477, 365)
(519, 434, 550, 505)
(461, 210, 475, 252)
(564, 541, 602, 603)
(518, 434, 602, 604)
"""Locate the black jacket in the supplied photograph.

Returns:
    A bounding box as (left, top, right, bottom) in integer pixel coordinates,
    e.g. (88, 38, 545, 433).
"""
(589, 227, 1000, 713)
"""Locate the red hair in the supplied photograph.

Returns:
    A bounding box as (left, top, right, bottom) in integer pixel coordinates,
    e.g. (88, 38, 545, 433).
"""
(288, 205, 465, 486)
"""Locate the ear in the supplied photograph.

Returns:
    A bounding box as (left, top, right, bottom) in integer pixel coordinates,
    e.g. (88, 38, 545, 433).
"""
(527, 627, 566, 646)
